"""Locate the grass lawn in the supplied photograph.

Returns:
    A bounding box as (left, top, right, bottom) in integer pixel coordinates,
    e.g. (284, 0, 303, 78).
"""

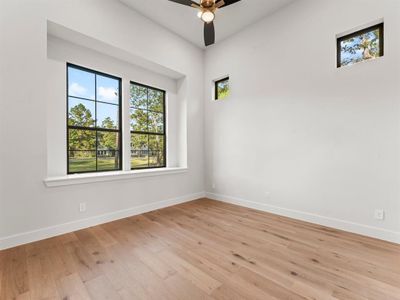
(69, 156, 163, 173)
(131, 157, 149, 169)
(69, 157, 119, 173)
(131, 156, 163, 169)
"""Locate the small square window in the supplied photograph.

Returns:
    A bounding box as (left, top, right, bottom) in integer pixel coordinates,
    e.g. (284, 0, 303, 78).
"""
(337, 23, 384, 68)
(215, 77, 230, 100)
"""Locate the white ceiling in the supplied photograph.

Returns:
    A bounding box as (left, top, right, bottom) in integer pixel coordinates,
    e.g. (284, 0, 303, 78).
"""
(119, 0, 297, 48)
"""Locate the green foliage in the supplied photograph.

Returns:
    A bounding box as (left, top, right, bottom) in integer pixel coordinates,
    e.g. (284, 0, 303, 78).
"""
(130, 83, 165, 168)
(98, 117, 118, 151)
(148, 112, 164, 133)
(341, 29, 380, 66)
(68, 103, 96, 158)
(130, 85, 147, 108)
(98, 132, 117, 151)
(149, 135, 164, 150)
(68, 103, 95, 127)
(68, 104, 119, 171)
(69, 130, 96, 153)
(148, 89, 164, 112)
(131, 133, 148, 150)
(217, 80, 230, 100)
(131, 109, 148, 131)
(131, 133, 164, 167)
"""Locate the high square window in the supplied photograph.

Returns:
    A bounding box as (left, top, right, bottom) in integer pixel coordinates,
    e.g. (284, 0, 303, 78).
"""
(130, 82, 166, 169)
(67, 64, 122, 174)
(337, 23, 384, 68)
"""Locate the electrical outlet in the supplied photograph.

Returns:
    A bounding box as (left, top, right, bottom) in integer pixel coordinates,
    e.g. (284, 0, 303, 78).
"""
(374, 209, 385, 221)
(79, 202, 86, 213)
(212, 183, 216, 189)
(264, 192, 271, 200)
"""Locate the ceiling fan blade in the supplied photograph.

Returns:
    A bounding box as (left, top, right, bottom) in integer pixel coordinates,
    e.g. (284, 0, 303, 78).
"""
(204, 21, 215, 47)
(217, 0, 241, 7)
(215, 0, 225, 8)
(168, 0, 198, 7)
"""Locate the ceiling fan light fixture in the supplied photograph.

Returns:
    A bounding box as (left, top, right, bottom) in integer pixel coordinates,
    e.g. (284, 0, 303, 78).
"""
(169, 0, 242, 47)
(201, 11, 215, 23)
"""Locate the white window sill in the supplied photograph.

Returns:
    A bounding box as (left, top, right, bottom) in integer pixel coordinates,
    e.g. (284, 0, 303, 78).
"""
(44, 167, 188, 187)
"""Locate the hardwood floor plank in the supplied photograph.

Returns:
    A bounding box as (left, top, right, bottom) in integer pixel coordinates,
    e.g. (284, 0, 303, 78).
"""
(26, 245, 59, 300)
(54, 273, 92, 300)
(89, 226, 118, 248)
(101, 245, 153, 300)
(84, 275, 122, 300)
(1, 247, 29, 299)
(131, 247, 176, 280)
(0, 250, 4, 298)
(164, 274, 214, 300)
(1, 199, 399, 300)
(157, 249, 222, 295)
(64, 240, 103, 283)
(107, 244, 176, 300)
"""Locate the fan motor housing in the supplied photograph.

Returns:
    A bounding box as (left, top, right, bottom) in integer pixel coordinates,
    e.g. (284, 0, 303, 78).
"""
(201, 0, 215, 8)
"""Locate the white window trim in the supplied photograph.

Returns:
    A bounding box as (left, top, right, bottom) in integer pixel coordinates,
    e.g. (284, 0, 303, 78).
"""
(44, 167, 188, 187)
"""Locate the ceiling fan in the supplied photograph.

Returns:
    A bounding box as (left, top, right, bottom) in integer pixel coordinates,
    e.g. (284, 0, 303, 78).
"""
(168, 0, 242, 47)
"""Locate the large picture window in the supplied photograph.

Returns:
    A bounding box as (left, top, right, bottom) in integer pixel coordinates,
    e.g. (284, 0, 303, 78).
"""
(130, 82, 166, 169)
(67, 64, 122, 174)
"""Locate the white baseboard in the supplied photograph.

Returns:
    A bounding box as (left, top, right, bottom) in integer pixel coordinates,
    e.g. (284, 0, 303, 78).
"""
(2, 191, 398, 250)
(0, 192, 205, 250)
(206, 192, 400, 244)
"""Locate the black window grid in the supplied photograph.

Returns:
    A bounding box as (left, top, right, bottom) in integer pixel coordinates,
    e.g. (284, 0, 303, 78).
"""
(215, 77, 230, 100)
(336, 23, 384, 68)
(130, 81, 166, 170)
(66, 63, 123, 174)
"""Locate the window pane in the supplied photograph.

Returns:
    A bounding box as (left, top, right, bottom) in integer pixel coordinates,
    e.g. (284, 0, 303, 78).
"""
(131, 151, 149, 169)
(97, 75, 119, 104)
(216, 79, 229, 100)
(149, 150, 164, 167)
(130, 84, 147, 109)
(97, 131, 119, 150)
(68, 67, 95, 100)
(67, 65, 122, 174)
(149, 150, 165, 167)
(129, 82, 166, 170)
(98, 151, 120, 171)
(131, 133, 148, 150)
(69, 150, 96, 173)
(148, 89, 164, 112)
(68, 97, 95, 127)
(131, 133, 149, 169)
(130, 108, 148, 132)
(339, 26, 382, 67)
(97, 102, 119, 129)
(149, 135, 164, 151)
(68, 129, 96, 150)
(148, 111, 163, 133)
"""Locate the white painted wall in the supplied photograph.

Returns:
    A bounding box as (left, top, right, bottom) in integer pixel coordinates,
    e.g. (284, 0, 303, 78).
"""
(1, 0, 400, 248)
(46, 36, 184, 176)
(205, 0, 400, 242)
(0, 0, 204, 249)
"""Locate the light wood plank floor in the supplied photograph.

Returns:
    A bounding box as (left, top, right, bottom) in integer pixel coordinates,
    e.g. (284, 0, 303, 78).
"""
(1, 199, 400, 300)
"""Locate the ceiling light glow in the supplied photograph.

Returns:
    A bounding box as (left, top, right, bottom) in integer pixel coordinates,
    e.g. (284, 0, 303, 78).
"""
(201, 11, 215, 23)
